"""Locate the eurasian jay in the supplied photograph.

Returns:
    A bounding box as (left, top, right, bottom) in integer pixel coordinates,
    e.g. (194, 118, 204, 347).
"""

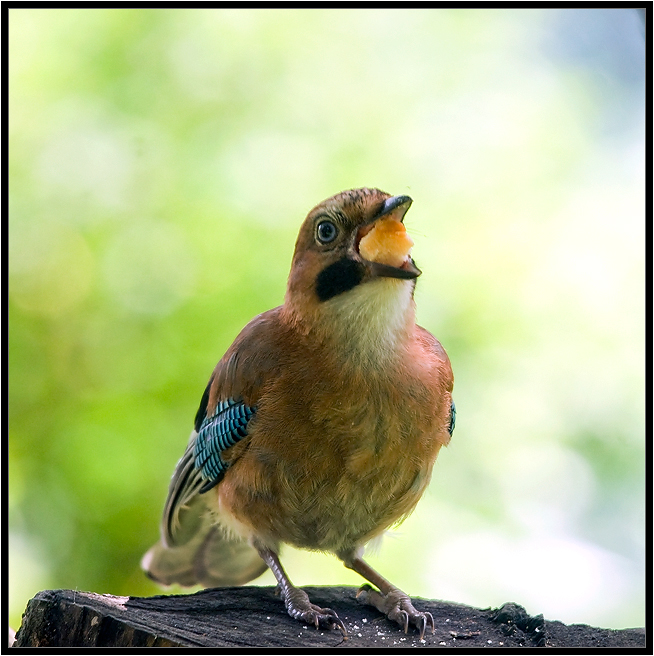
(142, 188, 455, 638)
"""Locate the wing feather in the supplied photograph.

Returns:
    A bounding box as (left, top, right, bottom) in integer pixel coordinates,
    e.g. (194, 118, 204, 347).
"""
(162, 400, 257, 547)
(158, 307, 283, 548)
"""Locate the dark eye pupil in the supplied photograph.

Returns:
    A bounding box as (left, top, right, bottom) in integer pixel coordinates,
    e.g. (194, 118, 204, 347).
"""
(317, 221, 337, 243)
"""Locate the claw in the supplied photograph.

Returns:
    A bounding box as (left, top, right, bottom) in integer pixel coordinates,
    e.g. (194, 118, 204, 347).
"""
(426, 611, 435, 635)
(417, 611, 435, 639)
(418, 615, 426, 640)
(282, 587, 347, 636)
(356, 584, 373, 601)
(257, 546, 348, 638)
(330, 616, 348, 636)
(400, 609, 409, 634)
(356, 584, 433, 640)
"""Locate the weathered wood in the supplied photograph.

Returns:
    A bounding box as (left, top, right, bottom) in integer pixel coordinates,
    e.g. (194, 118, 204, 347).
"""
(13, 587, 646, 648)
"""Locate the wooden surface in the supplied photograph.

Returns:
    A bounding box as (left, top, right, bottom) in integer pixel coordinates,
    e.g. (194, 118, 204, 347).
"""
(13, 586, 646, 648)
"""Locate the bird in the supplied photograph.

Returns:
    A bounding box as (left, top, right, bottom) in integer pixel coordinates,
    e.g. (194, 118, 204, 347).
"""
(141, 187, 455, 639)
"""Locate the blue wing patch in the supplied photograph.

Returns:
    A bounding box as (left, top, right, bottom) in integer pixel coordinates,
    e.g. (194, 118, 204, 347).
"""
(448, 401, 456, 437)
(193, 398, 256, 493)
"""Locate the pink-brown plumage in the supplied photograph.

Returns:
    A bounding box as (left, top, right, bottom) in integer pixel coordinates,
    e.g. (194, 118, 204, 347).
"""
(143, 188, 454, 638)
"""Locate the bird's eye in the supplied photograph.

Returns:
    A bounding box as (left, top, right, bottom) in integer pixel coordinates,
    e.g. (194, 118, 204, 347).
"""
(316, 220, 338, 244)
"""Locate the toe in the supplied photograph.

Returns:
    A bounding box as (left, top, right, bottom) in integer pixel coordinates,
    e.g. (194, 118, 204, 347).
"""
(356, 585, 433, 639)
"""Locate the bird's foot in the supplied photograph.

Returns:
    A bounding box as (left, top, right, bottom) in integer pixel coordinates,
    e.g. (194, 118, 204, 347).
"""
(356, 584, 434, 640)
(277, 585, 347, 636)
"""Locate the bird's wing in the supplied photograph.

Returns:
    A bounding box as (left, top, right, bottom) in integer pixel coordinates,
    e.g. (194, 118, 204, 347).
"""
(161, 398, 256, 547)
(160, 308, 283, 548)
(194, 397, 256, 493)
(160, 433, 204, 548)
(448, 400, 456, 436)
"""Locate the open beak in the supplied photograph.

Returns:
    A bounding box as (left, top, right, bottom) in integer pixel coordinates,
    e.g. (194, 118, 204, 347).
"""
(376, 195, 413, 223)
(368, 258, 421, 279)
(357, 195, 421, 280)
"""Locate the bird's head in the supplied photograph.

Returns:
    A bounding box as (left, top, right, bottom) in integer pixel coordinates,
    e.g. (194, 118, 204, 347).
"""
(284, 188, 421, 346)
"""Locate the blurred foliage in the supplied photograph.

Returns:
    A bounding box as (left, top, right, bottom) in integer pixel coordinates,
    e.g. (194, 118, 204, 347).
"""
(9, 8, 645, 632)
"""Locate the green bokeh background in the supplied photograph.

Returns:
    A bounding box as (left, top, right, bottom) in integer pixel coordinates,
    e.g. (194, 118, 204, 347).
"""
(9, 8, 645, 632)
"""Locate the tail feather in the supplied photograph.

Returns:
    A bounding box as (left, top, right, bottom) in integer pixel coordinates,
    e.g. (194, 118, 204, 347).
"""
(142, 526, 268, 588)
(142, 501, 267, 587)
(145, 429, 268, 588)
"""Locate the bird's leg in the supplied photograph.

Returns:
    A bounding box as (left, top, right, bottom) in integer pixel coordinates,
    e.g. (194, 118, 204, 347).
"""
(254, 543, 347, 636)
(343, 555, 434, 640)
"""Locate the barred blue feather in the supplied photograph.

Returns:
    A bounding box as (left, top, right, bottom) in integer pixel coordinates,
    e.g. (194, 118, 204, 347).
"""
(448, 401, 456, 437)
(194, 398, 256, 493)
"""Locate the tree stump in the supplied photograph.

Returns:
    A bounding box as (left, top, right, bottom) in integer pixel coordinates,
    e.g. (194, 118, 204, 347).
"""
(12, 586, 646, 648)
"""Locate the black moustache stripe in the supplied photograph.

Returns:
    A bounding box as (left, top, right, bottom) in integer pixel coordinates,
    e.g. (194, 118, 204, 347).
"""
(315, 257, 365, 302)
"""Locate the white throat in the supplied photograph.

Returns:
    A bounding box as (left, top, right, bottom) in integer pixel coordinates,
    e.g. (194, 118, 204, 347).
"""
(320, 278, 415, 367)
